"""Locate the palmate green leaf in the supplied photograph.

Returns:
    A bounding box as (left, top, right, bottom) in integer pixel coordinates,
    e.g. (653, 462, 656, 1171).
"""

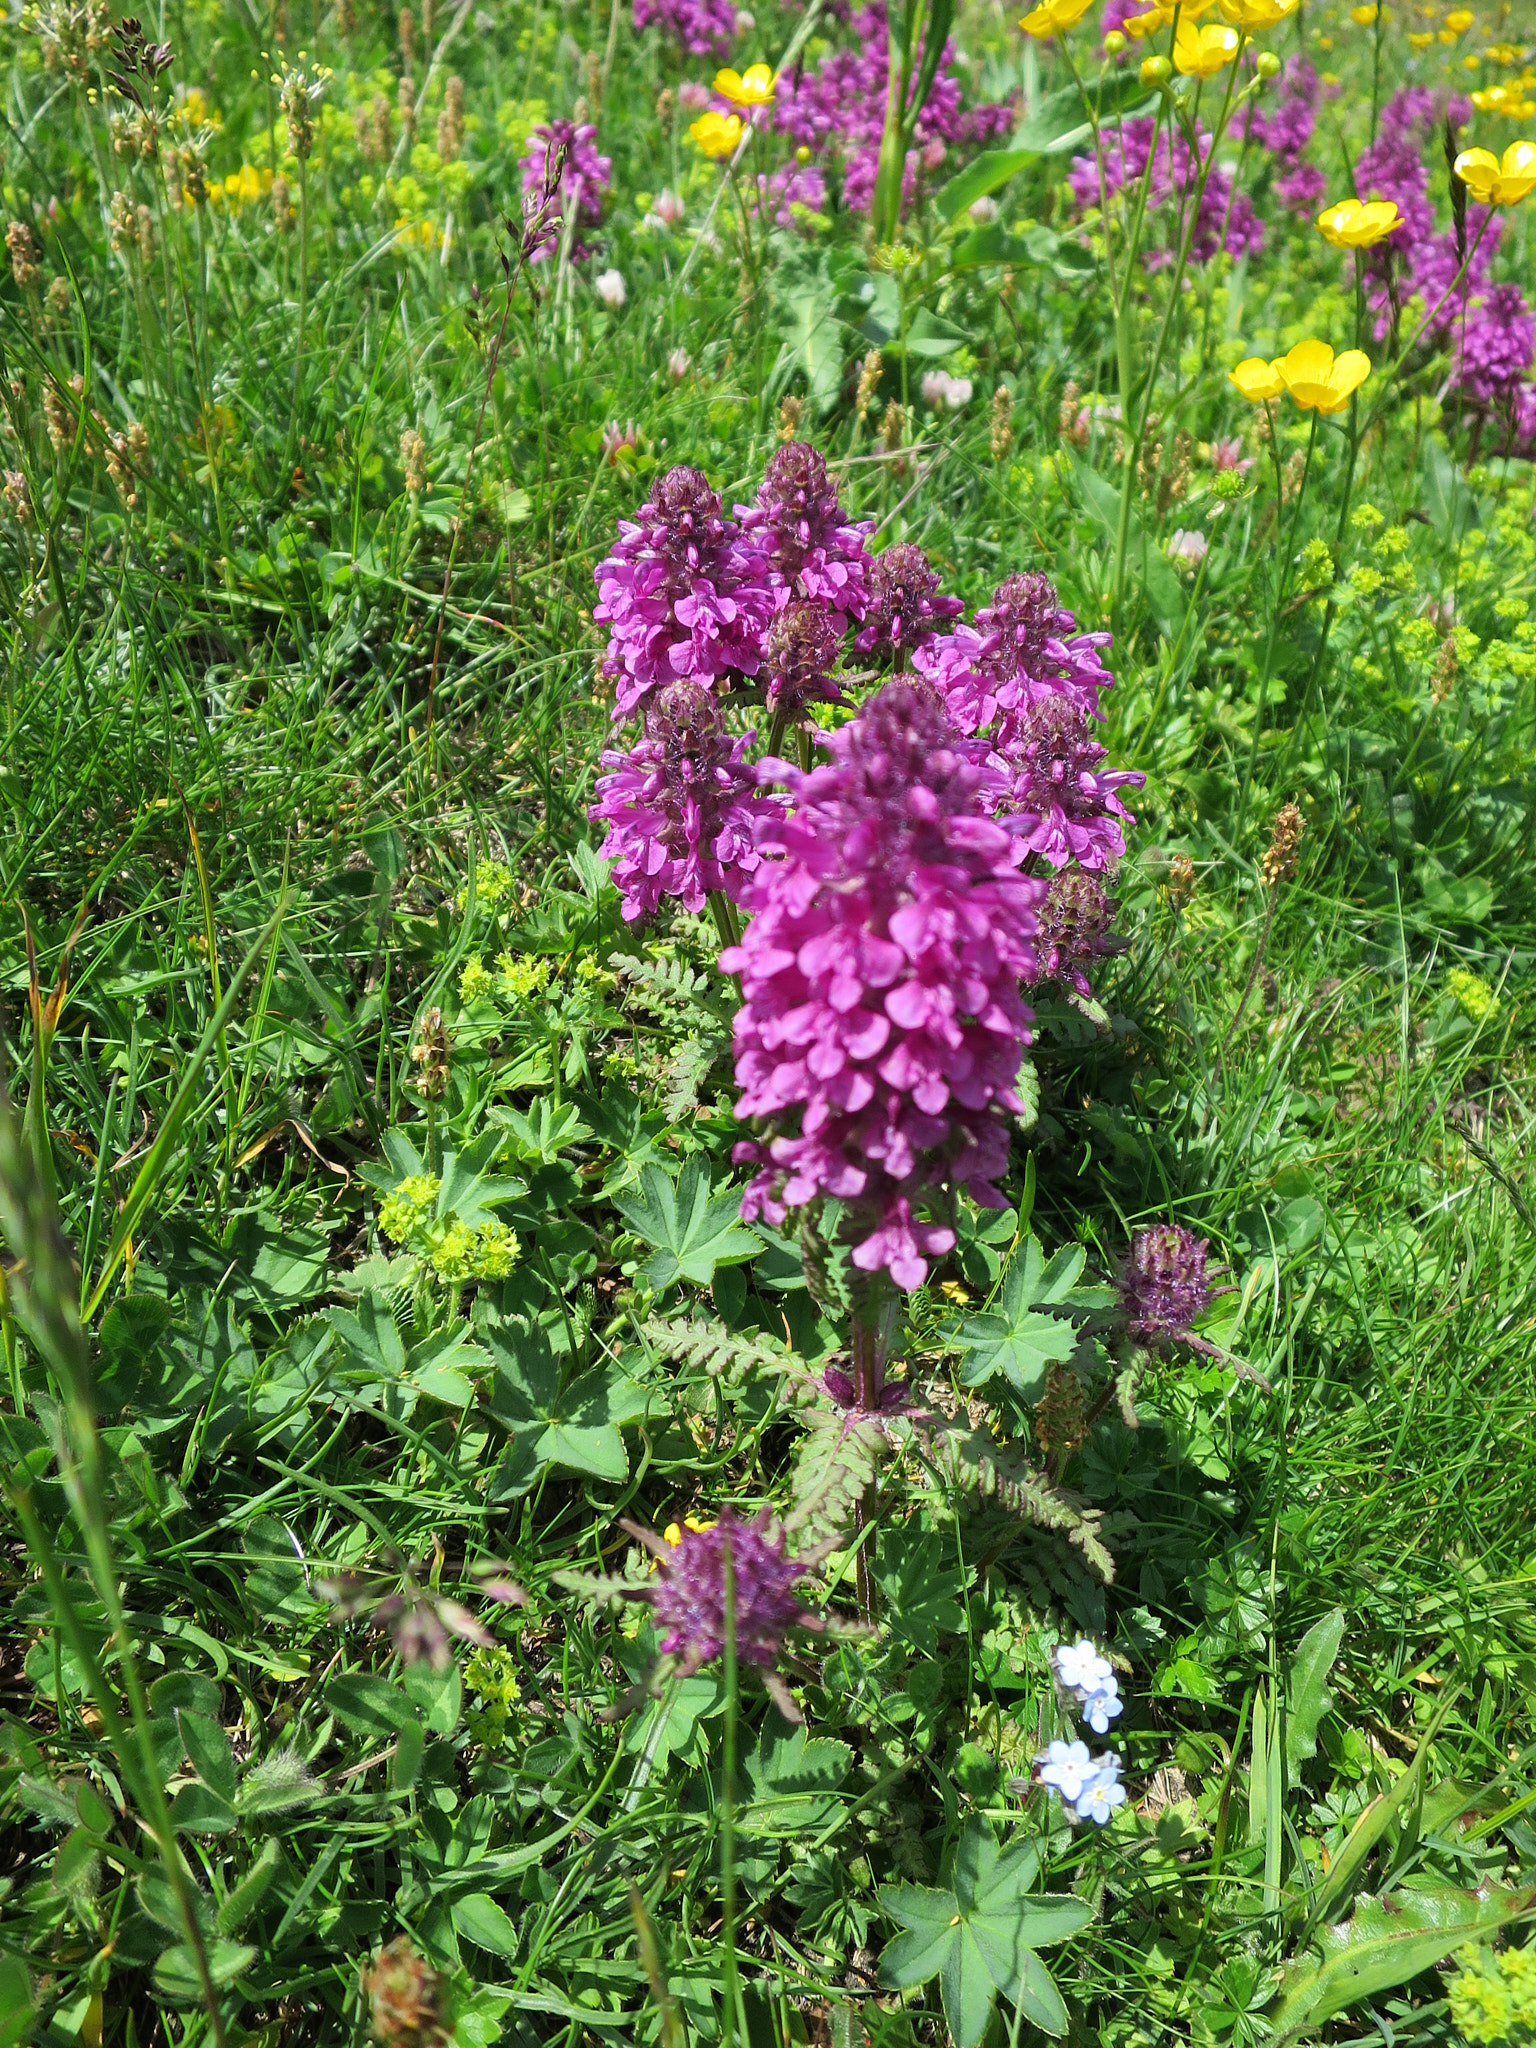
(613, 1158, 761, 1289)
(949, 1236, 1086, 1400)
(741, 1723, 852, 1836)
(879, 1819, 1090, 2048)
(1269, 1882, 1536, 2044)
(486, 1321, 646, 1482)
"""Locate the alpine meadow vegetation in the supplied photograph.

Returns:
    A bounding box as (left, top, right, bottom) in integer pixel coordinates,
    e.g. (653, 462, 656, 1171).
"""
(7, 0, 1536, 2045)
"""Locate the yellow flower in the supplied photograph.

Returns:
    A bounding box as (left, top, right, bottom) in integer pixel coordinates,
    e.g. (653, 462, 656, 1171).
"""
(689, 109, 744, 157)
(1230, 357, 1286, 401)
(1316, 196, 1404, 245)
(1018, 0, 1095, 38)
(1408, 29, 1433, 44)
(1218, 0, 1298, 24)
(1350, 3, 1378, 22)
(1473, 83, 1536, 116)
(1174, 18, 1240, 74)
(661, 1516, 716, 1546)
(1454, 140, 1536, 204)
(1122, 0, 1214, 33)
(712, 61, 775, 105)
(1443, 8, 1474, 29)
(1272, 339, 1372, 412)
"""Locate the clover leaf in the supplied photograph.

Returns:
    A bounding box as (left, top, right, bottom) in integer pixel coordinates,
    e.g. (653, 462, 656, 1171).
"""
(878, 1817, 1092, 2048)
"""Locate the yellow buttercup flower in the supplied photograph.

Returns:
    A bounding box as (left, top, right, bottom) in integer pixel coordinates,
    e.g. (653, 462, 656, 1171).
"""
(713, 62, 775, 106)
(1272, 339, 1372, 413)
(1454, 140, 1536, 204)
(1218, 0, 1298, 25)
(1019, 0, 1095, 39)
(1350, 3, 1378, 23)
(1122, 0, 1215, 33)
(1473, 83, 1536, 117)
(1316, 196, 1403, 246)
(1443, 9, 1473, 29)
(1230, 357, 1286, 401)
(1174, 17, 1240, 75)
(1408, 30, 1433, 45)
(662, 1516, 715, 1545)
(690, 109, 744, 158)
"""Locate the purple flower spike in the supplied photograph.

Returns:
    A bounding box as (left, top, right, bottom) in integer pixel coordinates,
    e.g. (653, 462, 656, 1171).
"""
(1031, 868, 1118, 1000)
(632, 0, 737, 57)
(626, 1511, 826, 1719)
(1001, 699, 1142, 871)
(1120, 1226, 1212, 1348)
(519, 121, 612, 262)
(915, 571, 1117, 738)
(1456, 284, 1536, 406)
(594, 466, 775, 721)
(763, 601, 844, 721)
(742, 442, 874, 627)
(588, 681, 785, 920)
(723, 679, 1046, 1292)
(852, 543, 964, 670)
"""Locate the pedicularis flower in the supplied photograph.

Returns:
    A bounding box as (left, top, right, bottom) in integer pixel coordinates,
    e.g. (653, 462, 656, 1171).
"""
(1120, 1224, 1212, 1347)
(594, 465, 773, 720)
(916, 571, 1116, 737)
(1316, 196, 1403, 247)
(724, 681, 1044, 1291)
(742, 441, 873, 627)
(626, 1511, 825, 1717)
(1031, 868, 1118, 997)
(588, 680, 783, 920)
(1454, 142, 1536, 207)
(853, 543, 966, 670)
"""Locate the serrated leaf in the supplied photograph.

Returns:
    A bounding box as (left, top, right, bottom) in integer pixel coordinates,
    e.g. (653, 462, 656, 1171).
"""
(1285, 1609, 1345, 1771)
(487, 1322, 644, 1482)
(741, 1724, 851, 1835)
(614, 1159, 761, 1289)
(404, 1327, 491, 1408)
(950, 1236, 1082, 1399)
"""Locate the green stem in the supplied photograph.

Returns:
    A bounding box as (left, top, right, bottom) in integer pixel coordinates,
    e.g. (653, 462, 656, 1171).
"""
(719, 1527, 745, 2048)
(708, 890, 741, 952)
(1237, 408, 1319, 828)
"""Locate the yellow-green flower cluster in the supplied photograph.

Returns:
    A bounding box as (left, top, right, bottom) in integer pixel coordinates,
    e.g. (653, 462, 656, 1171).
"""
(497, 951, 551, 1002)
(1447, 970, 1500, 1027)
(1296, 538, 1335, 591)
(378, 1173, 441, 1242)
(465, 1643, 522, 1749)
(1449, 1942, 1536, 2044)
(430, 1216, 520, 1282)
(458, 859, 517, 911)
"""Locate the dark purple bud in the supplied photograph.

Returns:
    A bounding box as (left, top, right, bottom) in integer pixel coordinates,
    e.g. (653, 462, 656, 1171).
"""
(764, 600, 843, 719)
(852, 542, 963, 669)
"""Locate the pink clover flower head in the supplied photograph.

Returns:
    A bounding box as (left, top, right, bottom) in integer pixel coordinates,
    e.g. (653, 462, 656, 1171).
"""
(999, 698, 1143, 871)
(1030, 867, 1118, 999)
(593, 465, 774, 720)
(852, 542, 964, 669)
(742, 440, 873, 624)
(723, 679, 1046, 1291)
(519, 120, 612, 262)
(633, 0, 737, 57)
(641, 1510, 820, 1674)
(1120, 1224, 1211, 1347)
(764, 600, 845, 720)
(588, 680, 783, 920)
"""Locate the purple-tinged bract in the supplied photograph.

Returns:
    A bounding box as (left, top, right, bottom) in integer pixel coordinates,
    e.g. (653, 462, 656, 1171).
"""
(743, 441, 873, 625)
(723, 680, 1045, 1291)
(594, 466, 774, 721)
(763, 601, 844, 721)
(1030, 869, 1118, 1000)
(1120, 1225, 1212, 1347)
(588, 681, 783, 920)
(852, 543, 964, 669)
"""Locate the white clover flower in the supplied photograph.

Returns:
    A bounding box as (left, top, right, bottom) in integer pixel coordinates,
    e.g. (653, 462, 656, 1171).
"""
(594, 267, 627, 308)
(1037, 1739, 1096, 1804)
(920, 368, 973, 413)
(1074, 1754, 1127, 1826)
(968, 195, 1000, 223)
(1166, 528, 1208, 569)
(1054, 1638, 1114, 1693)
(668, 347, 691, 382)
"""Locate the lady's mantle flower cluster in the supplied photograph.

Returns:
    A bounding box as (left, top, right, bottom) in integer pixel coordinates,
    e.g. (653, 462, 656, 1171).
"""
(1036, 1635, 1127, 1825)
(723, 680, 1045, 1291)
(589, 680, 784, 920)
(377, 1173, 520, 1283)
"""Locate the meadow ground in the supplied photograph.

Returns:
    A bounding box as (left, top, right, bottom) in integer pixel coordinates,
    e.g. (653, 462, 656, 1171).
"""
(3, 2, 1536, 2046)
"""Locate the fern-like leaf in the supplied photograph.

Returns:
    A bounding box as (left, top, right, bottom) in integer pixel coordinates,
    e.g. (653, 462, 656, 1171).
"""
(783, 1400, 885, 1546)
(913, 1419, 1116, 1582)
(638, 1313, 796, 1384)
(608, 950, 734, 1026)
